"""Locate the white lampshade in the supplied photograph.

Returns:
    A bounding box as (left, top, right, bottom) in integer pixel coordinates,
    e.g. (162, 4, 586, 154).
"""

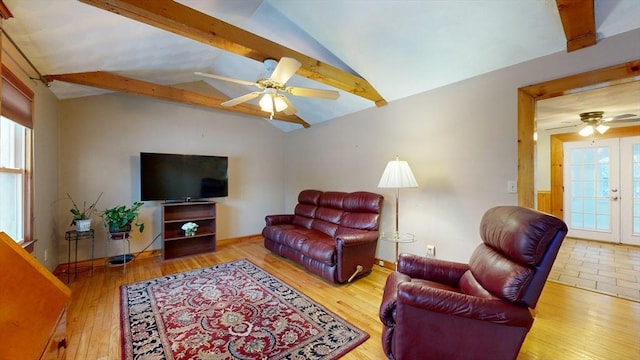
(259, 93, 287, 113)
(595, 124, 610, 134)
(378, 156, 418, 188)
(578, 125, 594, 136)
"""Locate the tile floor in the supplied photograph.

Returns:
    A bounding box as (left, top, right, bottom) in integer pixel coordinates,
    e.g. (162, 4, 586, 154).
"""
(549, 237, 640, 302)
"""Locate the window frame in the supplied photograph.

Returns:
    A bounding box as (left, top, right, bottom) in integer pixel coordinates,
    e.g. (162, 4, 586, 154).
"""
(1, 66, 34, 249)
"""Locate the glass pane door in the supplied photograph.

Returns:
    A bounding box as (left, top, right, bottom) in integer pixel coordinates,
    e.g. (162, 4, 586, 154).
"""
(564, 139, 620, 243)
(621, 136, 640, 245)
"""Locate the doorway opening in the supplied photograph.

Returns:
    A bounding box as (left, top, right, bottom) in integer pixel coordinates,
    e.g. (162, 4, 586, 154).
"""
(516, 59, 640, 211)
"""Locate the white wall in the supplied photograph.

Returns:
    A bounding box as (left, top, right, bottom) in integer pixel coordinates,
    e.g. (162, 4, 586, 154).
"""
(57, 91, 286, 263)
(32, 82, 60, 271)
(285, 28, 640, 263)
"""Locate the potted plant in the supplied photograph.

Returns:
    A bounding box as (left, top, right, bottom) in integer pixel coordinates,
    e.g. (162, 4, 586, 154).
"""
(68, 192, 103, 232)
(102, 201, 145, 234)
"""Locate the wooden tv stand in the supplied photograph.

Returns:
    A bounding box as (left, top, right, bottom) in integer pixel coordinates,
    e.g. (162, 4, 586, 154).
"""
(161, 202, 216, 260)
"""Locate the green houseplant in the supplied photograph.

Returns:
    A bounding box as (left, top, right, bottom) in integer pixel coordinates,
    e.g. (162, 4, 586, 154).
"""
(68, 192, 103, 231)
(102, 201, 145, 233)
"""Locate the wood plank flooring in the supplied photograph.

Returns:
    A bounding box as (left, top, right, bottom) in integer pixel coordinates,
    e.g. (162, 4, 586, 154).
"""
(61, 236, 640, 359)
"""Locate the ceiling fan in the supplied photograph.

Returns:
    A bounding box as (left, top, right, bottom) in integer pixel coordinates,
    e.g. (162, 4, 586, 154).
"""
(195, 57, 340, 119)
(546, 111, 640, 136)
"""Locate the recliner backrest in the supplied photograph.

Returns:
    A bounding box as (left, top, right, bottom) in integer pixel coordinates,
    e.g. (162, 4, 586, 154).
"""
(458, 206, 568, 307)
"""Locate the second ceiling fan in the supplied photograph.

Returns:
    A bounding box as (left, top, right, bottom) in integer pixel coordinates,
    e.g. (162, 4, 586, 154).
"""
(546, 111, 639, 136)
(196, 57, 340, 119)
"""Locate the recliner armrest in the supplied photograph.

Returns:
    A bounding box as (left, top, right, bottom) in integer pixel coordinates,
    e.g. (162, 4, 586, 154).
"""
(265, 214, 294, 226)
(380, 272, 411, 327)
(398, 282, 534, 328)
(397, 253, 469, 286)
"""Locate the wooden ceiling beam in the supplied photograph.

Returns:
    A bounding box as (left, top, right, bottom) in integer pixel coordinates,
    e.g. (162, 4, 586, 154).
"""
(556, 0, 596, 52)
(79, 0, 388, 107)
(43, 71, 310, 128)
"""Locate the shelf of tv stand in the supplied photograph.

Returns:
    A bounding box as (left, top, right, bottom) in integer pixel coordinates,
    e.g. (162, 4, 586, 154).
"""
(161, 202, 216, 260)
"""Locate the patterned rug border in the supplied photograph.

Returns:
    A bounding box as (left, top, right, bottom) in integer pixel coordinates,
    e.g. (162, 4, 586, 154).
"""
(120, 258, 370, 359)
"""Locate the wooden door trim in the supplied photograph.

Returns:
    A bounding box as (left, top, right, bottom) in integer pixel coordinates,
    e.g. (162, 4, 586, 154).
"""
(517, 60, 640, 209)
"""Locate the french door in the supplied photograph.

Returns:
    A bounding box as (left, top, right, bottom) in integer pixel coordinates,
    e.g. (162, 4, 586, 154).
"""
(563, 136, 640, 245)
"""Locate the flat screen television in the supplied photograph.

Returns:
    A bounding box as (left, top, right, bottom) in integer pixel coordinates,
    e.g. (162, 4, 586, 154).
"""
(140, 152, 228, 202)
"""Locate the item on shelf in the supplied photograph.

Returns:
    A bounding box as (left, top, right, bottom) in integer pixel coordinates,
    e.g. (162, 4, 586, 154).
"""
(181, 222, 198, 236)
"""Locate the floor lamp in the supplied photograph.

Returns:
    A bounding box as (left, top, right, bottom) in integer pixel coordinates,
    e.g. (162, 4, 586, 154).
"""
(378, 156, 418, 265)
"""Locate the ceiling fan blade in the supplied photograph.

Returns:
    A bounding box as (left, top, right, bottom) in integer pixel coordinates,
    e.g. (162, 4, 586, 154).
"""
(607, 117, 640, 124)
(287, 87, 340, 100)
(195, 72, 258, 87)
(603, 113, 637, 121)
(281, 96, 297, 115)
(221, 92, 261, 107)
(269, 57, 302, 84)
(545, 124, 579, 131)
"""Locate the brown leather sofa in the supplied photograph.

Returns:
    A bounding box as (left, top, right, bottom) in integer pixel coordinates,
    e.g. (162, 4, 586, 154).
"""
(262, 189, 383, 284)
(379, 206, 567, 360)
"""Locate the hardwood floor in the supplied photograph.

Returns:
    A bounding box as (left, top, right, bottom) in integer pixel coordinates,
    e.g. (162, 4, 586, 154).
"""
(61, 236, 640, 359)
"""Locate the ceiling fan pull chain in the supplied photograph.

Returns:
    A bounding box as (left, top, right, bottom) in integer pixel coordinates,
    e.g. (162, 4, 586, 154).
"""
(270, 95, 277, 119)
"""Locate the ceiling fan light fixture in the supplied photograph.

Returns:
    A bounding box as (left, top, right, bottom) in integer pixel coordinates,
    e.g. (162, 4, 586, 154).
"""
(595, 124, 610, 134)
(578, 125, 594, 136)
(259, 93, 287, 113)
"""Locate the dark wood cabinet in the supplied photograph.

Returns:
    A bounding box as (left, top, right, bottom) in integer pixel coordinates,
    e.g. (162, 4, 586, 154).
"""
(161, 202, 216, 260)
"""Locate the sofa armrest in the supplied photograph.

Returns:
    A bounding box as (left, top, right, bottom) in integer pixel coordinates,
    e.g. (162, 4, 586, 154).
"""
(334, 231, 380, 283)
(265, 214, 294, 226)
(335, 231, 379, 247)
(397, 282, 534, 327)
(397, 253, 469, 287)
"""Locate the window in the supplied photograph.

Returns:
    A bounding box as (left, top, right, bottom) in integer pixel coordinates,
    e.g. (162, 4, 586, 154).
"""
(0, 66, 34, 245)
(0, 116, 30, 241)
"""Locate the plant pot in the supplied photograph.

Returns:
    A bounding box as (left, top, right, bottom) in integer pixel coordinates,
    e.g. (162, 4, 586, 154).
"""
(75, 219, 92, 232)
(109, 223, 132, 234)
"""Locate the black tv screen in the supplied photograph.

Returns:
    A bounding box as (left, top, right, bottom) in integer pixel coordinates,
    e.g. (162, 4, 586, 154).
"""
(140, 152, 228, 201)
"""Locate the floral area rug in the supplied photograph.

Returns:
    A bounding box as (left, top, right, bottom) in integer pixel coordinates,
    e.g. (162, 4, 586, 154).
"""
(120, 259, 369, 359)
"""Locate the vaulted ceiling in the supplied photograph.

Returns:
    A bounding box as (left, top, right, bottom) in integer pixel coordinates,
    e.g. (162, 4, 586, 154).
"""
(2, 0, 639, 131)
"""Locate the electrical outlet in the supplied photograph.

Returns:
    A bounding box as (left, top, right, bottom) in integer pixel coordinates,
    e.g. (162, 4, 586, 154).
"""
(507, 180, 518, 193)
(378, 260, 385, 266)
(426, 245, 436, 257)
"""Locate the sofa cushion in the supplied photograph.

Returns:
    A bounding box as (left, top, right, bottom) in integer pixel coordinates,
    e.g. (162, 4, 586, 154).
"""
(293, 203, 316, 228)
(298, 189, 322, 205)
(262, 224, 295, 242)
(300, 235, 336, 265)
(312, 218, 340, 237)
(343, 191, 383, 214)
(340, 212, 380, 231)
(319, 191, 346, 209)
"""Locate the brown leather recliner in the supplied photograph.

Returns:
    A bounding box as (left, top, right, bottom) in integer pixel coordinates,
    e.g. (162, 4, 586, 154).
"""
(379, 206, 568, 360)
